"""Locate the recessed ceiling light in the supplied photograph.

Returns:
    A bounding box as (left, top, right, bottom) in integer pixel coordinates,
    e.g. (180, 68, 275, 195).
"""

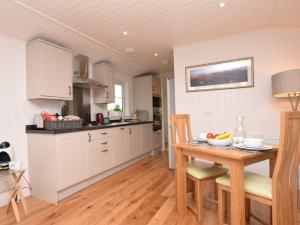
(124, 48, 135, 54)
(219, 2, 225, 7)
(123, 31, 128, 36)
(154, 53, 158, 57)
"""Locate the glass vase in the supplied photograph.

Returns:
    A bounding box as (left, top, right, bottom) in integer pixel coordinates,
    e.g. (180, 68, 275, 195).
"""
(234, 116, 246, 144)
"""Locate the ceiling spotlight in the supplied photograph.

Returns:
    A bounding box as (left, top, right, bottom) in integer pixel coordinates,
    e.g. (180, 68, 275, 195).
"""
(123, 31, 128, 35)
(219, 2, 225, 7)
(154, 53, 158, 57)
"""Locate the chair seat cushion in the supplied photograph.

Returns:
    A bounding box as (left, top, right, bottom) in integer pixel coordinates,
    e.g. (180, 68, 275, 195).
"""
(186, 161, 228, 180)
(215, 172, 272, 200)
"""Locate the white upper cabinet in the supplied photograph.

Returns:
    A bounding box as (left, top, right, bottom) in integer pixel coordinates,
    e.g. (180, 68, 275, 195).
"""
(93, 63, 115, 103)
(26, 39, 73, 100)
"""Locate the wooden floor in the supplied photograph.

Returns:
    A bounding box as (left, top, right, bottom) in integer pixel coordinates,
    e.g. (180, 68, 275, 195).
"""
(1, 152, 267, 225)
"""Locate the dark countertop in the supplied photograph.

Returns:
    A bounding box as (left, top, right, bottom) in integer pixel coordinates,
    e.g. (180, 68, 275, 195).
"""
(26, 121, 154, 134)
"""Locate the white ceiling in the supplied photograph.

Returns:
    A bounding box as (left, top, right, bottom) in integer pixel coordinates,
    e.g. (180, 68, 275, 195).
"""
(0, 0, 299, 76)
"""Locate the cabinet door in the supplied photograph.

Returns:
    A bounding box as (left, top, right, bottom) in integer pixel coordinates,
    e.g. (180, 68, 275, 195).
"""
(152, 131, 162, 150)
(112, 127, 128, 166)
(88, 137, 113, 176)
(127, 126, 141, 160)
(93, 63, 115, 104)
(140, 124, 153, 154)
(27, 40, 73, 100)
(43, 43, 73, 99)
(56, 132, 88, 190)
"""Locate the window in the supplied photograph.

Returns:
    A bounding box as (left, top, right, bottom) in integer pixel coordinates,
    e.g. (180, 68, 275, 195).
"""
(107, 84, 124, 113)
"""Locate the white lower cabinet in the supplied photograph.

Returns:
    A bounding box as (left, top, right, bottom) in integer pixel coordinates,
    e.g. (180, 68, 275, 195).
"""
(140, 124, 153, 154)
(27, 123, 155, 204)
(152, 131, 163, 150)
(112, 127, 128, 166)
(128, 125, 142, 160)
(88, 137, 114, 177)
(56, 132, 89, 190)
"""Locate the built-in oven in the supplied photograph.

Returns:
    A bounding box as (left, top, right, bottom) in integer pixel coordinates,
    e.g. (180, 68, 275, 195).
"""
(153, 96, 161, 108)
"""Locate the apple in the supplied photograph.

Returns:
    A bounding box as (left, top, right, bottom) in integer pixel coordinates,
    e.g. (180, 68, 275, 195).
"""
(207, 133, 214, 139)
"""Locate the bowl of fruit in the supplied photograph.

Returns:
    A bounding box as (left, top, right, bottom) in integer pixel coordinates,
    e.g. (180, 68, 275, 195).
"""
(207, 132, 233, 147)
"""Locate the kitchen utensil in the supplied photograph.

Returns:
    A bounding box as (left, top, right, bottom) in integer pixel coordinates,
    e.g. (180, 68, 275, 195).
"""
(96, 113, 104, 124)
(208, 138, 233, 147)
(233, 143, 273, 151)
(234, 116, 246, 144)
(243, 138, 264, 148)
(197, 133, 208, 142)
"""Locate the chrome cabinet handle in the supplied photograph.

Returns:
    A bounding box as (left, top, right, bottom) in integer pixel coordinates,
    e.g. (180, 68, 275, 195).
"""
(101, 132, 107, 135)
(120, 127, 125, 130)
(88, 133, 91, 142)
(68, 86, 72, 95)
(106, 91, 109, 99)
(102, 148, 108, 152)
(101, 142, 108, 145)
(129, 127, 131, 135)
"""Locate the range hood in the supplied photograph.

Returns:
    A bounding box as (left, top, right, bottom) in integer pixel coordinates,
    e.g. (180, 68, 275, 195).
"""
(73, 54, 107, 89)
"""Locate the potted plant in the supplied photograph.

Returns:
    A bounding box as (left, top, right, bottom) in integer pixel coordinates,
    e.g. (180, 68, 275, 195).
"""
(109, 104, 122, 117)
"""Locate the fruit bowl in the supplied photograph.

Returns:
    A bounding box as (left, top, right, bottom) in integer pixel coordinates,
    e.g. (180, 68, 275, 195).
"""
(208, 138, 233, 147)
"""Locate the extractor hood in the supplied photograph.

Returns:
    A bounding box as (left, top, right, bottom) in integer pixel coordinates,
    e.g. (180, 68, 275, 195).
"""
(73, 54, 107, 89)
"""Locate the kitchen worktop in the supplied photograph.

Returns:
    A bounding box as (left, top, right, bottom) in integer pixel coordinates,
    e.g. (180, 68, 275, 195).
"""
(26, 121, 153, 134)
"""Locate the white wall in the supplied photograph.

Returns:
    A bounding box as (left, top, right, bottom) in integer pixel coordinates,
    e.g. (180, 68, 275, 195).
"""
(0, 34, 63, 206)
(173, 28, 300, 175)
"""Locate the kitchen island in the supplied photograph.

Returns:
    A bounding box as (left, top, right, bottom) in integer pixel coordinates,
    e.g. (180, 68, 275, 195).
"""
(27, 121, 162, 204)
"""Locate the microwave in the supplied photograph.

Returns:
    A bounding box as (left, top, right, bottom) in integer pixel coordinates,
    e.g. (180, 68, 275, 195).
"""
(153, 96, 161, 108)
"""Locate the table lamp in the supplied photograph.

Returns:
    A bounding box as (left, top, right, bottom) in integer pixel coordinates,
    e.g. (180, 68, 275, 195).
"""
(271, 69, 300, 111)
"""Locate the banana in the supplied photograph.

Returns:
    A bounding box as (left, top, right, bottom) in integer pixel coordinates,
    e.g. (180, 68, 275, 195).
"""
(216, 133, 232, 140)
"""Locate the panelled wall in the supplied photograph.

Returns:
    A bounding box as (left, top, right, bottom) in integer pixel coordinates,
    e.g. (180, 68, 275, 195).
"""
(174, 28, 300, 223)
(174, 28, 300, 175)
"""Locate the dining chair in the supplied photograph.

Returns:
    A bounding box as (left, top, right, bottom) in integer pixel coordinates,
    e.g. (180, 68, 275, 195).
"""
(216, 111, 300, 225)
(171, 114, 228, 221)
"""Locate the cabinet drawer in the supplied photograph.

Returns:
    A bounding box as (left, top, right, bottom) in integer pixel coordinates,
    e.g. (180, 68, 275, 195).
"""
(88, 137, 114, 150)
(88, 144, 113, 176)
(87, 129, 115, 141)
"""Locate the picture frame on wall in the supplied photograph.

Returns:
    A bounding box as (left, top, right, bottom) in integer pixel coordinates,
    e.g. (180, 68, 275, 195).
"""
(185, 57, 254, 92)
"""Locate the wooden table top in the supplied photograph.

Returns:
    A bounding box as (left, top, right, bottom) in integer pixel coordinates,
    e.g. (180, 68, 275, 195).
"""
(173, 143, 278, 160)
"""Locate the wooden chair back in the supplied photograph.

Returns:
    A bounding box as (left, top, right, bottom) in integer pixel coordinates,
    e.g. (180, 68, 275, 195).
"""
(272, 112, 300, 225)
(170, 114, 193, 144)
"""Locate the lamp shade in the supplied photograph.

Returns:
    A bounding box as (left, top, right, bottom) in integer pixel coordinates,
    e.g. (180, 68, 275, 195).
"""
(271, 69, 300, 97)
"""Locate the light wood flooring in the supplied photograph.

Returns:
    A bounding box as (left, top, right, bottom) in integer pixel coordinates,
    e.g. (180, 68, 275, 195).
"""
(1, 152, 270, 225)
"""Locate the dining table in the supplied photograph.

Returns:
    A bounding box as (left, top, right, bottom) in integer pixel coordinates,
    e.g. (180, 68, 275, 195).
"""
(173, 142, 278, 225)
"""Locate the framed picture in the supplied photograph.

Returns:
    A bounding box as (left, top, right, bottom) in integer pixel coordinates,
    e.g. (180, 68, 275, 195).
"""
(185, 57, 254, 92)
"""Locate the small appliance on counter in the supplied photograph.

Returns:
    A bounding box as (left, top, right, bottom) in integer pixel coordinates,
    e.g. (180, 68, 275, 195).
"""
(131, 112, 139, 122)
(136, 110, 148, 122)
(0, 142, 14, 170)
(96, 113, 104, 125)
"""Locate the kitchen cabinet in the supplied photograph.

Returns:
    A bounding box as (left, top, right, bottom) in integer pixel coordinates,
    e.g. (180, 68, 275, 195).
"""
(56, 133, 89, 190)
(152, 131, 163, 150)
(27, 123, 153, 204)
(140, 124, 153, 154)
(26, 39, 73, 100)
(152, 77, 161, 96)
(127, 126, 142, 160)
(93, 63, 115, 103)
(112, 127, 128, 166)
(88, 137, 114, 176)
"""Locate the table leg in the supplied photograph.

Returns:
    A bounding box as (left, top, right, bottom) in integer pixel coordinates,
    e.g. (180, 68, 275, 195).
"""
(230, 161, 246, 225)
(269, 152, 277, 178)
(175, 147, 187, 216)
(6, 171, 27, 222)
